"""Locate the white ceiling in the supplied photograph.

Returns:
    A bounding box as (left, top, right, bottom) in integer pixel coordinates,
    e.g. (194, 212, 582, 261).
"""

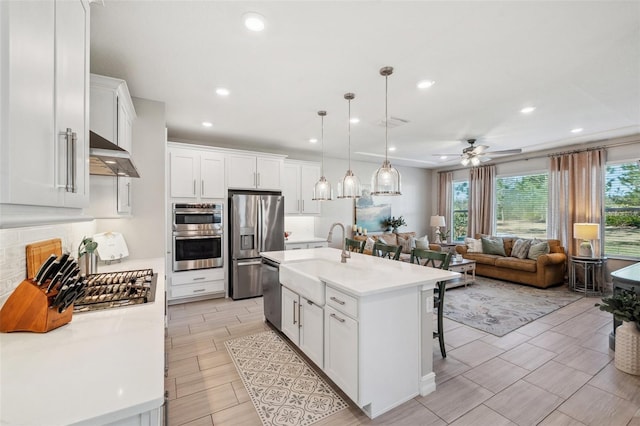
(90, 1, 640, 168)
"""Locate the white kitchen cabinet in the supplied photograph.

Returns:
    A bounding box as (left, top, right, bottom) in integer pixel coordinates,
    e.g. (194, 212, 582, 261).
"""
(168, 146, 225, 200)
(168, 268, 225, 301)
(325, 294, 359, 402)
(283, 160, 321, 215)
(88, 74, 137, 218)
(285, 241, 328, 250)
(281, 286, 324, 367)
(227, 154, 284, 190)
(0, 0, 89, 223)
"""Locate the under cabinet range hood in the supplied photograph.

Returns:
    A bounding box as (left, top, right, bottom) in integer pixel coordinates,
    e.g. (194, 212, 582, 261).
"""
(89, 131, 140, 178)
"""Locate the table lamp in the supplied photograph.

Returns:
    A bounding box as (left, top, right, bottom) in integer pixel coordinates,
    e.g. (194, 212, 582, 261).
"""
(573, 223, 600, 257)
(430, 215, 446, 244)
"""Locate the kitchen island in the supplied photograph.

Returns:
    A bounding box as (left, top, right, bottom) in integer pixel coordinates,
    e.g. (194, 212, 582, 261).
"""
(261, 247, 459, 419)
(0, 258, 166, 426)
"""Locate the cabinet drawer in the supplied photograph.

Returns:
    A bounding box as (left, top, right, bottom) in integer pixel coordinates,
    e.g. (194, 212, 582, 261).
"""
(172, 269, 224, 286)
(326, 286, 358, 319)
(307, 242, 328, 249)
(285, 243, 308, 250)
(171, 280, 224, 298)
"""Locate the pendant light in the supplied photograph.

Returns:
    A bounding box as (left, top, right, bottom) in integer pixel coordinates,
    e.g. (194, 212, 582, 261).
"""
(312, 110, 333, 201)
(337, 93, 361, 199)
(371, 66, 402, 196)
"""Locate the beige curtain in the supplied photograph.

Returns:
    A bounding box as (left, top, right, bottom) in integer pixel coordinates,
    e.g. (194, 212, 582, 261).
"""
(549, 149, 606, 256)
(438, 171, 453, 229)
(469, 165, 495, 236)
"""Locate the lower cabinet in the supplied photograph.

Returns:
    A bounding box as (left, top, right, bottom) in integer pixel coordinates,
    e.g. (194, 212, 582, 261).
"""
(281, 286, 324, 367)
(169, 269, 224, 301)
(324, 294, 359, 402)
(285, 241, 329, 250)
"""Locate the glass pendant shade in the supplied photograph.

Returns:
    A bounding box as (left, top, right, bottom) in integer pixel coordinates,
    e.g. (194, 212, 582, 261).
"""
(372, 66, 401, 196)
(337, 92, 361, 199)
(312, 110, 333, 201)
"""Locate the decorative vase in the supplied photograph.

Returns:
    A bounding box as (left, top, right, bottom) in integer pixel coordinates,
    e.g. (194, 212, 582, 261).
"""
(615, 321, 640, 375)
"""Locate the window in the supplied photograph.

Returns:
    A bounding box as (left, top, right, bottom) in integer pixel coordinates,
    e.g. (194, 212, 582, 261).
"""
(495, 173, 548, 238)
(605, 162, 640, 258)
(452, 181, 468, 241)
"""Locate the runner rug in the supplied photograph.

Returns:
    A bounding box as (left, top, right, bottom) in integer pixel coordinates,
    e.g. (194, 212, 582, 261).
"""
(443, 276, 583, 337)
(225, 330, 347, 426)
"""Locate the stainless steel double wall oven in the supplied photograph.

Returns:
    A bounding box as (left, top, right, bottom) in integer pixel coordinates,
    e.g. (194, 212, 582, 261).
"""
(172, 203, 223, 272)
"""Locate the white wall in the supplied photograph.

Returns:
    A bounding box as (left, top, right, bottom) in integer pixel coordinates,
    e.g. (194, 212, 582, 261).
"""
(311, 156, 432, 248)
(94, 98, 166, 259)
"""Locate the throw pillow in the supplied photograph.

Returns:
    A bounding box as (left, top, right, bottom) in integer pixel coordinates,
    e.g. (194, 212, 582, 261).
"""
(465, 237, 482, 253)
(511, 238, 532, 259)
(378, 233, 397, 245)
(397, 235, 412, 254)
(528, 240, 550, 260)
(414, 236, 430, 250)
(363, 237, 375, 252)
(481, 236, 507, 256)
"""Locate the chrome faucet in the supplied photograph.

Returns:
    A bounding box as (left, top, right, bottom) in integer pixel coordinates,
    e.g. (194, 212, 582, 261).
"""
(327, 222, 350, 263)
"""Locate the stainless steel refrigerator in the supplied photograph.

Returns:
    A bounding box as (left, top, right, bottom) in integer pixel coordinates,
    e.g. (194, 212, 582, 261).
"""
(229, 192, 284, 300)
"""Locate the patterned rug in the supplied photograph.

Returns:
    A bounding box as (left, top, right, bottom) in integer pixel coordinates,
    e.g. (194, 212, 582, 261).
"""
(443, 276, 583, 337)
(224, 330, 347, 426)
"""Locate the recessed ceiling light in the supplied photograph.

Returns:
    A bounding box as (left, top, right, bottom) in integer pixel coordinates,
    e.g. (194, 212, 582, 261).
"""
(417, 80, 435, 89)
(440, 156, 448, 160)
(216, 88, 230, 96)
(309, 138, 318, 144)
(243, 12, 265, 32)
(349, 117, 360, 124)
(520, 106, 536, 114)
(571, 128, 583, 133)
(202, 122, 213, 127)
(388, 146, 396, 152)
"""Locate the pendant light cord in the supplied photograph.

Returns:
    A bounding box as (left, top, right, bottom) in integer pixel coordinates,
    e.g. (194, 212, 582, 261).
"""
(385, 73, 389, 163)
(348, 98, 352, 170)
(321, 113, 325, 176)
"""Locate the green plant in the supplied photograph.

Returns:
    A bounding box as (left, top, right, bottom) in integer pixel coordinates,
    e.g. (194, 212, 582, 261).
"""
(78, 236, 98, 258)
(384, 216, 407, 231)
(596, 289, 640, 325)
(441, 229, 451, 241)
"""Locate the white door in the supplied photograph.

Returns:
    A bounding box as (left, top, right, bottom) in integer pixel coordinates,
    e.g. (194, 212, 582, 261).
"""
(227, 155, 257, 189)
(300, 164, 320, 214)
(283, 164, 300, 214)
(256, 157, 282, 190)
(324, 305, 358, 402)
(299, 297, 324, 368)
(281, 287, 300, 345)
(55, 0, 88, 208)
(200, 153, 225, 199)
(170, 150, 198, 198)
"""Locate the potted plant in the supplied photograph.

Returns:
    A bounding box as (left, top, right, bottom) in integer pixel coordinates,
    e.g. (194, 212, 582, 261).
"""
(596, 289, 640, 375)
(78, 236, 98, 275)
(441, 229, 451, 243)
(384, 216, 407, 233)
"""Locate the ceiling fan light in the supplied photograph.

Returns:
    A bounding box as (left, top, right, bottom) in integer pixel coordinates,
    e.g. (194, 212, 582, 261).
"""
(312, 110, 333, 201)
(372, 66, 401, 196)
(461, 157, 470, 166)
(471, 156, 481, 166)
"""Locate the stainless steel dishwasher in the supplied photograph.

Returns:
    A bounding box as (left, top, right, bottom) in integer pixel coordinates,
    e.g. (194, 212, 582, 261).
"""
(261, 257, 281, 331)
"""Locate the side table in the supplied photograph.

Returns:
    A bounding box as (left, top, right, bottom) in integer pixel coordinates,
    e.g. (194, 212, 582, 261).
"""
(570, 256, 607, 296)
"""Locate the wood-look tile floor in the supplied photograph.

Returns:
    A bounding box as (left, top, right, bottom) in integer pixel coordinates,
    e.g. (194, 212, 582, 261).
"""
(166, 295, 640, 426)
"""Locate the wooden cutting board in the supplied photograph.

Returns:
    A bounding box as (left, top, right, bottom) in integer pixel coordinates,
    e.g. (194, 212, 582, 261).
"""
(25, 238, 62, 280)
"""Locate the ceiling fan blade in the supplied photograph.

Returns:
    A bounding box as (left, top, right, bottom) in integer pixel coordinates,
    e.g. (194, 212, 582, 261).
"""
(432, 153, 462, 157)
(480, 157, 493, 163)
(486, 148, 522, 155)
(472, 145, 489, 154)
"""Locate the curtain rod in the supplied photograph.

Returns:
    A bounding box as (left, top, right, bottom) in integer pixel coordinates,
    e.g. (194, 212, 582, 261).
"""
(437, 137, 640, 174)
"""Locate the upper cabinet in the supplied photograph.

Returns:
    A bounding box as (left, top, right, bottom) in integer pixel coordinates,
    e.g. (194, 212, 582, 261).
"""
(283, 160, 321, 215)
(227, 154, 284, 191)
(0, 0, 90, 226)
(87, 74, 137, 218)
(168, 145, 225, 200)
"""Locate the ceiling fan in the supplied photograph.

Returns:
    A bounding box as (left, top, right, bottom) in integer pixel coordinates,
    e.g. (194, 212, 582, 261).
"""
(434, 139, 522, 166)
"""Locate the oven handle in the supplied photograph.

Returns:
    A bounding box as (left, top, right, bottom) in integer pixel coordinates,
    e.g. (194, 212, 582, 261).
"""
(173, 211, 220, 214)
(174, 235, 222, 240)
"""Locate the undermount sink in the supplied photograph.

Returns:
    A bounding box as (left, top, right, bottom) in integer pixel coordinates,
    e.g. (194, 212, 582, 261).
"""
(279, 259, 336, 305)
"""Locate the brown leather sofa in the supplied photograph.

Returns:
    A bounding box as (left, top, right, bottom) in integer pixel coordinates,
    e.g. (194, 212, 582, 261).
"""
(455, 235, 567, 288)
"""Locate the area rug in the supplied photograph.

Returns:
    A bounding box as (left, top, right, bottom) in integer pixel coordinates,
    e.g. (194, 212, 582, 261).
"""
(224, 330, 347, 426)
(443, 276, 583, 337)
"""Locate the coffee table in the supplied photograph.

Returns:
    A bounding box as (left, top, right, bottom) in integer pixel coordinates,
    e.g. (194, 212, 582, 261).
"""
(448, 258, 476, 287)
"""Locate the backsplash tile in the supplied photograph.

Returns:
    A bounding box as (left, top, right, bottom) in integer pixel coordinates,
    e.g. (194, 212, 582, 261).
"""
(0, 221, 96, 307)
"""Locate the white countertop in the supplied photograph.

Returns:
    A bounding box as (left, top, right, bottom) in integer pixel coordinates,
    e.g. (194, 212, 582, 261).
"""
(262, 248, 459, 297)
(285, 236, 328, 244)
(0, 257, 166, 426)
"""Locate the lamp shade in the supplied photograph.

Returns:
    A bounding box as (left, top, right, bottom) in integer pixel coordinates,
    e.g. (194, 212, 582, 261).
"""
(430, 215, 446, 227)
(573, 223, 600, 240)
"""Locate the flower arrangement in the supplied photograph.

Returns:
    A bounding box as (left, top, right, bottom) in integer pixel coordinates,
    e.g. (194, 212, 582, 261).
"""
(383, 216, 407, 232)
(596, 289, 640, 328)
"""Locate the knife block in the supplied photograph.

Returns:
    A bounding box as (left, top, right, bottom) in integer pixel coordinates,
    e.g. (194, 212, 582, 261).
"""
(0, 279, 72, 333)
